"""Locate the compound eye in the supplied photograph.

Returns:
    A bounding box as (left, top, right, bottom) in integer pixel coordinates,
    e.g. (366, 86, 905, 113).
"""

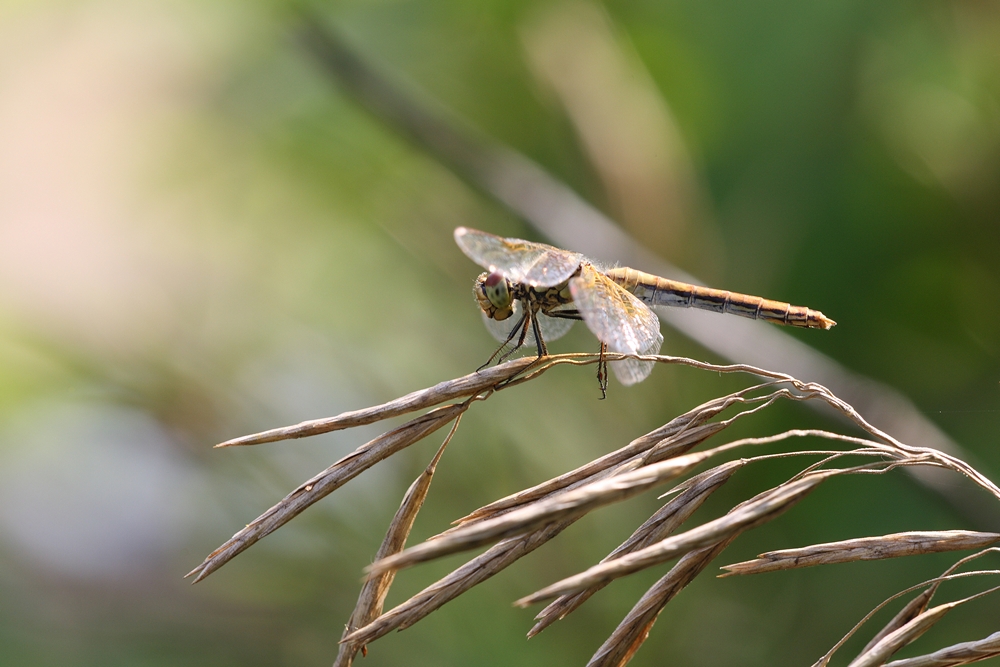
(483, 271, 512, 310)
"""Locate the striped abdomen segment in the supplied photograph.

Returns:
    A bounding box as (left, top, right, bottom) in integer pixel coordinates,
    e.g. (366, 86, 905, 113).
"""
(606, 267, 836, 330)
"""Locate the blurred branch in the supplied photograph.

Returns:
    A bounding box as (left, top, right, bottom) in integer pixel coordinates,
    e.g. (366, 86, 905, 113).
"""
(294, 13, 998, 528)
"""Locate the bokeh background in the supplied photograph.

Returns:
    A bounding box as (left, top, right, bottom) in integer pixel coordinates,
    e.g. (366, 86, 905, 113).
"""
(1, 1, 999, 665)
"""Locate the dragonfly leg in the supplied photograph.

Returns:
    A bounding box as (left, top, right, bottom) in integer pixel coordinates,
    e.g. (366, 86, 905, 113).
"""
(497, 308, 533, 364)
(596, 342, 608, 399)
(479, 311, 528, 371)
(544, 309, 581, 320)
(530, 308, 548, 357)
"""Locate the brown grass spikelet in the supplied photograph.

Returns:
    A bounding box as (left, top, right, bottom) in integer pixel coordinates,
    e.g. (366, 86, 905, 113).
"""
(190, 353, 1000, 666)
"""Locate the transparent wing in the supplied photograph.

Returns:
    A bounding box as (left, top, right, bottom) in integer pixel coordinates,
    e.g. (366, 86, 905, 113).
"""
(480, 300, 575, 346)
(569, 264, 663, 385)
(455, 227, 584, 288)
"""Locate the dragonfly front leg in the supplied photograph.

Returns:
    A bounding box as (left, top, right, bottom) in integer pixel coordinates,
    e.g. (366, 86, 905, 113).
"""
(479, 311, 528, 371)
(497, 306, 534, 364)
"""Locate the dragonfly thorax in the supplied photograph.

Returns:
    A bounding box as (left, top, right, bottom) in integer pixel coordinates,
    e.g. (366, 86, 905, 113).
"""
(473, 270, 577, 323)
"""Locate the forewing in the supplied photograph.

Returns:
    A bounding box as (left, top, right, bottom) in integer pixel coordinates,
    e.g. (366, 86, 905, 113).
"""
(569, 265, 663, 385)
(480, 300, 574, 346)
(454, 227, 584, 287)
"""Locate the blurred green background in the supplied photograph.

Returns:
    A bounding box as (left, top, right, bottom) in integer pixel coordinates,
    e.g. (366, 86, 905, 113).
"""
(1, 0, 998, 665)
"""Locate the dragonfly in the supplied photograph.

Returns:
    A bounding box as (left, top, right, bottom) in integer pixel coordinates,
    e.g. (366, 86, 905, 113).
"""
(454, 227, 835, 391)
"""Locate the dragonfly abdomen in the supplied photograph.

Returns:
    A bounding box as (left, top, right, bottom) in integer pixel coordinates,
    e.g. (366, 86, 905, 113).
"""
(606, 267, 835, 330)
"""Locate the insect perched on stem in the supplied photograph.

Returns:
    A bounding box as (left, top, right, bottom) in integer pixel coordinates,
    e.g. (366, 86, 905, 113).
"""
(455, 227, 835, 395)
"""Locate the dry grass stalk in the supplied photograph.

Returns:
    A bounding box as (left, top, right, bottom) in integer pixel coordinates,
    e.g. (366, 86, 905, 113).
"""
(192, 353, 1000, 666)
(455, 388, 761, 524)
(333, 416, 461, 666)
(859, 549, 1000, 658)
(847, 604, 956, 667)
(187, 402, 467, 582)
(341, 385, 773, 648)
(528, 461, 743, 637)
(721, 531, 1000, 577)
(345, 375, 819, 648)
(452, 379, 833, 534)
(857, 587, 938, 662)
(587, 539, 737, 667)
(215, 357, 535, 447)
(515, 470, 835, 607)
(366, 450, 712, 578)
(342, 518, 579, 649)
(883, 630, 1000, 667)
(812, 549, 1000, 667)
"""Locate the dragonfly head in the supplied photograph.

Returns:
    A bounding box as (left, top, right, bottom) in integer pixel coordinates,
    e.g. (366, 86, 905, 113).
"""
(474, 271, 514, 321)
